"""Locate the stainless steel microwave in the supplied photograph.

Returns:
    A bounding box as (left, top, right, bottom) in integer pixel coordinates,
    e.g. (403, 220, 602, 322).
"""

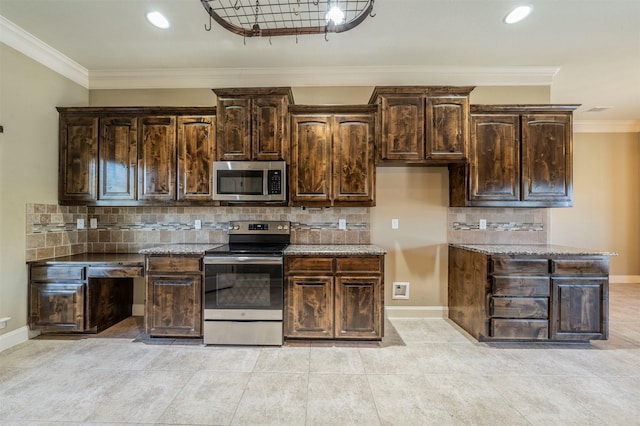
(213, 161, 287, 202)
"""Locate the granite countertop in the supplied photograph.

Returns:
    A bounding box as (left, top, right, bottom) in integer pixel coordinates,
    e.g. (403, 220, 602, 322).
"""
(27, 252, 145, 265)
(138, 243, 223, 255)
(451, 243, 617, 256)
(284, 244, 387, 255)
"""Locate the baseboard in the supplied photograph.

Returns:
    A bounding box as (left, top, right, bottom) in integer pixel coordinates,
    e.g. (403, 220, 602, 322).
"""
(610, 275, 640, 284)
(0, 326, 29, 353)
(132, 304, 145, 316)
(385, 305, 449, 319)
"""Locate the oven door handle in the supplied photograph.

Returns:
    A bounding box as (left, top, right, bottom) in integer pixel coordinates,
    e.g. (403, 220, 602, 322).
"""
(204, 256, 283, 265)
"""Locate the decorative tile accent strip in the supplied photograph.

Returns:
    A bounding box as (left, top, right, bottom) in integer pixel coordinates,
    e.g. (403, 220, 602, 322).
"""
(448, 207, 549, 245)
(26, 203, 88, 261)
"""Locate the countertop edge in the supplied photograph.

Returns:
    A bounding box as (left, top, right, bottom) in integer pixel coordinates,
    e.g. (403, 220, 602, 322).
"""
(450, 243, 617, 256)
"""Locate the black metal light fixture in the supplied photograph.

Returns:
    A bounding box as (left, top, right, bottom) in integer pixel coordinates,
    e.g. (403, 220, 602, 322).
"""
(201, 0, 375, 38)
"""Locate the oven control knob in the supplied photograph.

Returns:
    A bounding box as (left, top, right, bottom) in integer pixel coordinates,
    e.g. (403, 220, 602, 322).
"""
(277, 225, 283, 230)
(233, 225, 240, 230)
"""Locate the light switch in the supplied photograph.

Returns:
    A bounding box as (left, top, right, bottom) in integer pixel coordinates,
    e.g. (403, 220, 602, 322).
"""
(194, 219, 202, 230)
(392, 218, 399, 229)
(76, 218, 85, 229)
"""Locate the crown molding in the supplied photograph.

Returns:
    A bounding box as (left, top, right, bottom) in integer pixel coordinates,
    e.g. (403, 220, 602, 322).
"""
(574, 120, 640, 134)
(88, 65, 560, 90)
(0, 16, 89, 88)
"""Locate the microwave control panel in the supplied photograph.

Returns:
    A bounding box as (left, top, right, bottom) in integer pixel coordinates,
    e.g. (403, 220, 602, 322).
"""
(268, 170, 282, 194)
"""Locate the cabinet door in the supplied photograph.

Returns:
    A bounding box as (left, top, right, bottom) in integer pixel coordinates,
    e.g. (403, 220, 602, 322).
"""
(252, 96, 288, 161)
(177, 115, 215, 201)
(521, 114, 573, 205)
(426, 96, 469, 160)
(99, 117, 138, 201)
(550, 277, 608, 341)
(217, 97, 251, 160)
(138, 116, 176, 202)
(59, 115, 98, 203)
(285, 276, 334, 338)
(29, 282, 86, 332)
(335, 276, 382, 339)
(290, 115, 333, 206)
(379, 95, 424, 161)
(146, 274, 202, 337)
(469, 114, 520, 203)
(333, 114, 376, 206)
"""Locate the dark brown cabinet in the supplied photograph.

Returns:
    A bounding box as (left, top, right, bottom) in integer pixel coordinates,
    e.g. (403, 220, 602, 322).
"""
(59, 116, 99, 203)
(449, 105, 578, 207)
(448, 245, 610, 342)
(58, 107, 216, 206)
(369, 86, 473, 163)
(213, 87, 292, 161)
(28, 258, 140, 334)
(145, 255, 203, 337)
(289, 105, 377, 207)
(99, 117, 138, 201)
(285, 254, 384, 340)
(177, 115, 216, 201)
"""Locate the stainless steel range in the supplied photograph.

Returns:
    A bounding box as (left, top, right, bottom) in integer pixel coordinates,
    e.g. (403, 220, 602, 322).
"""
(203, 220, 290, 346)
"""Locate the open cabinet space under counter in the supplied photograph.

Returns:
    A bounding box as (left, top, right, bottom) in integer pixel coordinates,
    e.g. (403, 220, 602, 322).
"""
(448, 244, 616, 343)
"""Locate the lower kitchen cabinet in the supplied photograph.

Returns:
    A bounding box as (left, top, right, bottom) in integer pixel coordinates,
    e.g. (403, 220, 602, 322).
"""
(448, 245, 611, 342)
(28, 258, 140, 334)
(145, 255, 203, 337)
(285, 254, 384, 340)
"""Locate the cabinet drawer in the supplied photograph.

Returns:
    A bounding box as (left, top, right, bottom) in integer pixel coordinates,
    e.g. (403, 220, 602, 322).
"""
(491, 258, 549, 275)
(336, 257, 381, 274)
(491, 319, 548, 340)
(492, 276, 550, 296)
(147, 256, 201, 274)
(87, 266, 143, 278)
(31, 266, 84, 281)
(491, 297, 548, 319)
(551, 258, 609, 276)
(286, 257, 334, 273)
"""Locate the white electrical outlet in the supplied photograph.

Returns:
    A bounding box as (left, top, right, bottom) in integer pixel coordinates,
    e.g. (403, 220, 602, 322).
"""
(76, 218, 85, 229)
(338, 218, 346, 230)
(90, 218, 98, 229)
(392, 282, 410, 299)
(194, 219, 202, 230)
(392, 218, 399, 229)
(479, 219, 487, 230)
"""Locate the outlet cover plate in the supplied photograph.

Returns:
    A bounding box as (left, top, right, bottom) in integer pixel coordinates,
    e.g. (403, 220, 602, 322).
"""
(392, 282, 410, 299)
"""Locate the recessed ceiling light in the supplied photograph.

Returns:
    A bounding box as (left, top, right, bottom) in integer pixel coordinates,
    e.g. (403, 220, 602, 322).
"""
(146, 11, 170, 29)
(504, 5, 533, 24)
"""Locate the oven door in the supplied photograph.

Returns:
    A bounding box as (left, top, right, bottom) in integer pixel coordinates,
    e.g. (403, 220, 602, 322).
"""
(203, 256, 283, 320)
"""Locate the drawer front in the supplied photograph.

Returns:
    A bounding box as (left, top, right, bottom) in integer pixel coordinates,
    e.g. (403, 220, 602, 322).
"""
(491, 258, 549, 275)
(491, 297, 548, 319)
(336, 257, 382, 274)
(552, 258, 609, 276)
(87, 266, 143, 278)
(30, 266, 85, 281)
(492, 276, 550, 297)
(491, 319, 549, 340)
(147, 256, 201, 274)
(285, 256, 334, 274)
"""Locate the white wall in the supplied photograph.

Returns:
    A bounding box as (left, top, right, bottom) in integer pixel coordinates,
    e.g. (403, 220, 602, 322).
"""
(0, 43, 88, 338)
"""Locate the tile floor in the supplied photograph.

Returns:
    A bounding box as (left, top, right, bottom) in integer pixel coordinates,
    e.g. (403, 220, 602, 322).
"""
(1, 283, 639, 425)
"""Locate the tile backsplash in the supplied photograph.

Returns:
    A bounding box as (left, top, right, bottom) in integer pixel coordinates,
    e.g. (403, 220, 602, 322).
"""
(448, 207, 549, 245)
(26, 204, 371, 257)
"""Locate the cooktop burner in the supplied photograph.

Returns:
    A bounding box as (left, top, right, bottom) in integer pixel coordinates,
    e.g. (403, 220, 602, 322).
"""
(204, 220, 291, 256)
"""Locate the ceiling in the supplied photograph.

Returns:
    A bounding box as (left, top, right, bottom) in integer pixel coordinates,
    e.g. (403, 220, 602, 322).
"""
(1, 0, 639, 127)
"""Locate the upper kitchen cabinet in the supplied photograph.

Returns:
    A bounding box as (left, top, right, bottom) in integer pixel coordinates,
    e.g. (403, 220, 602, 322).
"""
(213, 87, 293, 161)
(176, 115, 216, 202)
(58, 107, 216, 206)
(369, 86, 474, 164)
(289, 105, 377, 207)
(449, 105, 578, 208)
(58, 114, 99, 203)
